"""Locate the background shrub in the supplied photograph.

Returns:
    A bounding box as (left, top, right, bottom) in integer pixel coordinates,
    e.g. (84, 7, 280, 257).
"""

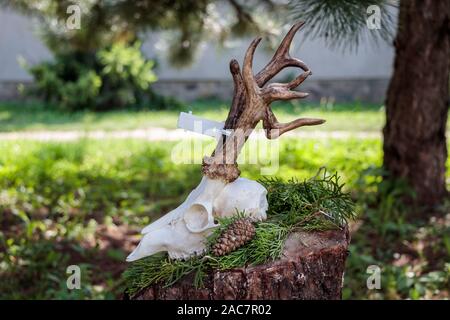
(24, 42, 183, 111)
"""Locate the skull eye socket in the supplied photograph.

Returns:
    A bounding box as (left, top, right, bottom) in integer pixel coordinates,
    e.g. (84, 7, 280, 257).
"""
(184, 203, 211, 233)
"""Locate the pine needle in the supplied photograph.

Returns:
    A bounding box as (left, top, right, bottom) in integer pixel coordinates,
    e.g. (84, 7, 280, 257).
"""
(123, 169, 356, 297)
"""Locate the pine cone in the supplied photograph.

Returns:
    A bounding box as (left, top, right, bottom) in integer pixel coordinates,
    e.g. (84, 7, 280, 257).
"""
(212, 218, 256, 256)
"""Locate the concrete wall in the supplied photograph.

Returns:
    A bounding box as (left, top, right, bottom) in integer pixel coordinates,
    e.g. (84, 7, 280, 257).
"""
(0, 8, 395, 103)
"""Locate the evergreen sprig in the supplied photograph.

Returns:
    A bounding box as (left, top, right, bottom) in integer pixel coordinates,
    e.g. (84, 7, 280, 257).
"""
(288, 0, 397, 50)
(261, 169, 356, 230)
(123, 169, 355, 297)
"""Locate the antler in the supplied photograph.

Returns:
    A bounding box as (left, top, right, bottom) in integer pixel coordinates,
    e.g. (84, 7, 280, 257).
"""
(256, 21, 310, 86)
(202, 22, 325, 182)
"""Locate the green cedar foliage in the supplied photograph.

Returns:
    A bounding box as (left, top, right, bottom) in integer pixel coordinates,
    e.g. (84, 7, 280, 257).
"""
(123, 169, 356, 297)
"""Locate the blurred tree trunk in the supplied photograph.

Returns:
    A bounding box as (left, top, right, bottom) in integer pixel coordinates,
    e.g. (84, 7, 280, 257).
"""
(383, 0, 450, 207)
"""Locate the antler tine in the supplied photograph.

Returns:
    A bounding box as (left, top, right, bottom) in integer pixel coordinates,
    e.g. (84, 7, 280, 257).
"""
(286, 69, 312, 89)
(242, 37, 262, 96)
(255, 21, 309, 86)
(263, 108, 325, 139)
(224, 59, 245, 130)
(261, 83, 308, 103)
(261, 68, 311, 103)
(274, 21, 304, 55)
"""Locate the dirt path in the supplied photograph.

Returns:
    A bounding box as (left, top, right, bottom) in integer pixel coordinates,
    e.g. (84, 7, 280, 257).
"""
(0, 128, 381, 141)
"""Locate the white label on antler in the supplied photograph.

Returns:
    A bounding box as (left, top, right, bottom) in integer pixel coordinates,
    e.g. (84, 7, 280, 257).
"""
(177, 112, 231, 137)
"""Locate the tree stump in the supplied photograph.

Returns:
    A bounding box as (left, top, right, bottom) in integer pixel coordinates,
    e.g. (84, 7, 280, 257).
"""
(130, 228, 350, 300)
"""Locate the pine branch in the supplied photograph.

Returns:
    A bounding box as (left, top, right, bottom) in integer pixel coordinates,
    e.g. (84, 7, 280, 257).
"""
(123, 169, 356, 297)
(288, 0, 398, 50)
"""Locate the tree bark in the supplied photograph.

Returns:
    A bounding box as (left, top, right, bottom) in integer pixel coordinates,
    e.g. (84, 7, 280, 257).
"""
(383, 0, 450, 207)
(129, 228, 349, 300)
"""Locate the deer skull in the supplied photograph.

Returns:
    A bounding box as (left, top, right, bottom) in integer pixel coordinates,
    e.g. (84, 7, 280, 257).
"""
(126, 176, 267, 261)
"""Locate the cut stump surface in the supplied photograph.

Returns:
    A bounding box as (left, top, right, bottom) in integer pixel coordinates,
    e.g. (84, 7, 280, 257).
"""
(129, 228, 350, 300)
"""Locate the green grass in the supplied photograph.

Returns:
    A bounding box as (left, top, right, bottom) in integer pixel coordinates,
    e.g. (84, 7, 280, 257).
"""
(0, 99, 385, 132)
(0, 137, 448, 299)
(0, 137, 371, 299)
(1, 96, 449, 299)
